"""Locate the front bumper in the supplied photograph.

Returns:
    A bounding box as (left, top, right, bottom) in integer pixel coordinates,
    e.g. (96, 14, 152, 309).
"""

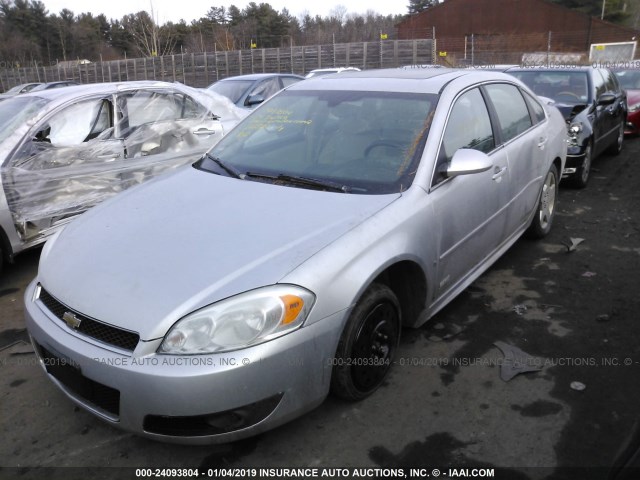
(562, 148, 586, 177)
(25, 279, 344, 444)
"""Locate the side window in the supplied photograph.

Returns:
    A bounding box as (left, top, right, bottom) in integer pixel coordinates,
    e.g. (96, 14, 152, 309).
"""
(123, 91, 181, 128)
(281, 76, 301, 88)
(249, 78, 281, 103)
(435, 88, 494, 185)
(35, 98, 113, 147)
(522, 90, 546, 125)
(600, 69, 618, 93)
(484, 83, 533, 142)
(177, 94, 208, 119)
(593, 70, 607, 100)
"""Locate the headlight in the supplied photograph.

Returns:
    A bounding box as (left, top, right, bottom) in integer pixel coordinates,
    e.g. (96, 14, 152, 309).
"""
(629, 103, 640, 113)
(568, 123, 582, 135)
(159, 285, 315, 354)
(567, 122, 582, 145)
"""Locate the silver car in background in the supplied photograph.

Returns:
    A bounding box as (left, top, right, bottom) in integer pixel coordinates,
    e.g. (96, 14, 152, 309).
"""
(0, 81, 246, 271)
(207, 73, 304, 109)
(25, 69, 566, 444)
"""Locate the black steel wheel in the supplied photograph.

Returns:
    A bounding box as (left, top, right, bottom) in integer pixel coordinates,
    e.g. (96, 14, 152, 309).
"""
(331, 283, 400, 401)
(570, 140, 592, 189)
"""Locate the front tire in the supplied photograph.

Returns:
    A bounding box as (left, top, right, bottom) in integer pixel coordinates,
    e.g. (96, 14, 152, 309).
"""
(331, 283, 400, 401)
(570, 140, 592, 189)
(526, 164, 559, 239)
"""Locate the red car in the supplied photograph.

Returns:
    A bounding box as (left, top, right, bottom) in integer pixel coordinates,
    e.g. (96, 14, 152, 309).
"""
(613, 69, 640, 135)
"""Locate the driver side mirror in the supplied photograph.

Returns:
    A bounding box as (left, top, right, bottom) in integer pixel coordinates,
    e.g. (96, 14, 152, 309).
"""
(446, 148, 493, 178)
(245, 94, 265, 107)
(597, 93, 616, 106)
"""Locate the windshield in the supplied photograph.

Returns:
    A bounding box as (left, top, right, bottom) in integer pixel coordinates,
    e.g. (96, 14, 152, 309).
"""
(0, 96, 49, 144)
(208, 80, 254, 104)
(510, 71, 590, 105)
(196, 89, 438, 194)
(4, 84, 35, 95)
(613, 70, 640, 90)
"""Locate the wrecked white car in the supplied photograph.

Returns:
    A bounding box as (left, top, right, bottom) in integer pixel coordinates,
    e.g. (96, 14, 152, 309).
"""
(0, 81, 246, 271)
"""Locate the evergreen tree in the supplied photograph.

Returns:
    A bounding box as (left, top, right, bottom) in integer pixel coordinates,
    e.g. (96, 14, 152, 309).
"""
(407, 0, 438, 15)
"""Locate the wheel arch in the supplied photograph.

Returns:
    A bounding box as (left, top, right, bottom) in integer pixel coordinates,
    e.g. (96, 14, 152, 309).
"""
(552, 156, 563, 178)
(369, 259, 428, 328)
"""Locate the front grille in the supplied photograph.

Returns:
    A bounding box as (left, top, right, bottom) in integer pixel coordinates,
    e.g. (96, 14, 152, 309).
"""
(38, 287, 139, 351)
(38, 344, 120, 417)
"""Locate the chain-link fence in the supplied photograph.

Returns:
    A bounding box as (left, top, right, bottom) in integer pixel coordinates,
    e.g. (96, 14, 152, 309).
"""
(0, 39, 435, 91)
(1, 30, 637, 91)
(431, 30, 639, 67)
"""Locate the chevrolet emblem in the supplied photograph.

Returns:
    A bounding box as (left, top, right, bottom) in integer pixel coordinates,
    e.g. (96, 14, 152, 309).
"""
(62, 311, 82, 330)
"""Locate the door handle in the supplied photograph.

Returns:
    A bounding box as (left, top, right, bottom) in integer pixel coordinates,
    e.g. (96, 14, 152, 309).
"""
(537, 137, 547, 149)
(193, 128, 217, 136)
(492, 165, 507, 181)
(96, 153, 121, 159)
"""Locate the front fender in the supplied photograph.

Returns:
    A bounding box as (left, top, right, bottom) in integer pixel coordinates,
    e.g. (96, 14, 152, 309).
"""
(281, 187, 436, 330)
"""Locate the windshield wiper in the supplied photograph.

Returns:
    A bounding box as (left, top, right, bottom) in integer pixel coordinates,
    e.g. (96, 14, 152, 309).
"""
(204, 153, 242, 179)
(244, 172, 352, 193)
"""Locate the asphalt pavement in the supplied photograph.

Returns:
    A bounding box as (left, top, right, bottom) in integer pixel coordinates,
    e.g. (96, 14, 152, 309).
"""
(1, 136, 639, 480)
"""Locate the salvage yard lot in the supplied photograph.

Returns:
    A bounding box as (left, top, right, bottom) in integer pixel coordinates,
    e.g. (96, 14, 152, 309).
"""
(1, 137, 639, 478)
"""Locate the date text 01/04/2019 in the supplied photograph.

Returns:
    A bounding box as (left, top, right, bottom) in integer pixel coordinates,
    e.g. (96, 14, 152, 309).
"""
(134, 467, 497, 478)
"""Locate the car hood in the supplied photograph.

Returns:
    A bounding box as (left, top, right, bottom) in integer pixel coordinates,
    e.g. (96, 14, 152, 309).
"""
(554, 103, 589, 122)
(39, 167, 399, 340)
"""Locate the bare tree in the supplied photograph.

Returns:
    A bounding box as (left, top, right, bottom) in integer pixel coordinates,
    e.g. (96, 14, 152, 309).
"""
(125, 7, 176, 57)
(329, 5, 348, 25)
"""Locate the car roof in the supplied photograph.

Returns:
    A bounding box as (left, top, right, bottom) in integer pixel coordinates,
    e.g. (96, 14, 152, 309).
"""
(506, 66, 594, 73)
(18, 81, 192, 102)
(309, 67, 360, 72)
(291, 68, 518, 94)
(218, 73, 304, 82)
(44, 81, 77, 85)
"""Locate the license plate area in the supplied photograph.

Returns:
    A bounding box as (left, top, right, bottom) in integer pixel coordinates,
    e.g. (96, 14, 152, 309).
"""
(38, 343, 121, 418)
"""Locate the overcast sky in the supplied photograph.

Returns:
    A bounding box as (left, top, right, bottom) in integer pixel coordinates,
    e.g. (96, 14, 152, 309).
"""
(39, 0, 407, 23)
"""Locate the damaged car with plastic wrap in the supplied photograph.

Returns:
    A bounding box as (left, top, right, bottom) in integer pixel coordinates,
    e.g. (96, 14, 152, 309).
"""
(25, 69, 567, 444)
(0, 81, 246, 271)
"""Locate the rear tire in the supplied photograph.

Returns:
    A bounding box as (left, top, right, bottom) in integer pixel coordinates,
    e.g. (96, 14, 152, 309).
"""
(608, 121, 624, 156)
(331, 283, 400, 401)
(526, 164, 558, 239)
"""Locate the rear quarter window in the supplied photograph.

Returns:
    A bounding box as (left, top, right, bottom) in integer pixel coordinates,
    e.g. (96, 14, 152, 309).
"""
(484, 83, 533, 142)
(522, 90, 546, 124)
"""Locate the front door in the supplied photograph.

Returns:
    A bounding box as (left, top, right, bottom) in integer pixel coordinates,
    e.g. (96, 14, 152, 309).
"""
(430, 87, 512, 299)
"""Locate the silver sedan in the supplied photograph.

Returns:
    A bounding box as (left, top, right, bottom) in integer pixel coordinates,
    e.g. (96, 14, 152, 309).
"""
(25, 69, 567, 444)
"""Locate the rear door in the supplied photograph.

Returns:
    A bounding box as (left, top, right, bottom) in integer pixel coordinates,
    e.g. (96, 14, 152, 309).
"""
(591, 69, 612, 154)
(116, 89, 221, 159)
(482, 83, 545, 234)
(598, 68, 626, 148)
